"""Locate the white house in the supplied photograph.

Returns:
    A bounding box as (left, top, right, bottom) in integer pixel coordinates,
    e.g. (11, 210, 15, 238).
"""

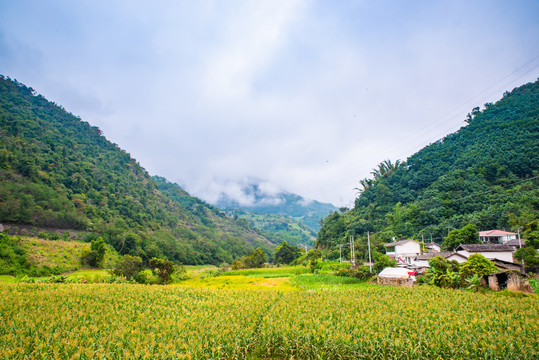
(455, 244, 514, 263)
(413, 251, 467, 268)
(444, 252, 469, 264)
(384, 239, 421, 265)
(425, 242, 441, 253)
(413, 251, 451, 268)
(479, 230, 517, 244)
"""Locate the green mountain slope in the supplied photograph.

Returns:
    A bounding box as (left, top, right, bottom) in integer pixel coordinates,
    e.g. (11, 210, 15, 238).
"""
(0, 75, 273, 265)
(317, 80, 539, 256)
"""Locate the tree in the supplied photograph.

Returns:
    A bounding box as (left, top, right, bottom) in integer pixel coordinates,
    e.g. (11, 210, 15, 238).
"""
(241, 248, 266, 269)
(372, 251, 397, 274)
(149, 257, 175, 284)
(513, 247, 539, 267)
(273, 241, 302, 265)
(442, 224, 480, 251)
(425, 256, 461, 288)
(113, 254, 143, 280)
(82, 237, 107, 268)
(459, 254, 498, 279)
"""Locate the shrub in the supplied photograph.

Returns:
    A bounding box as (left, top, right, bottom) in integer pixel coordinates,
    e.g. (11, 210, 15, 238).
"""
(37, 231, 60, 240)
(149, 257, 175, 284)
(459, 254, 498, 279)
(113, 255, 143, 280)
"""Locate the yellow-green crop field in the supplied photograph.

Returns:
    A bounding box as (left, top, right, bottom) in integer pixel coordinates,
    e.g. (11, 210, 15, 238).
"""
(0, 283, 537, 360)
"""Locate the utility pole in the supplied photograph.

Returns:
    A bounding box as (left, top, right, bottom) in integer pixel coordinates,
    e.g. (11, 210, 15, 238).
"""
(338, 244, 345, 263)
(350, 235, 355, 266)
(367, 232, 372, 272)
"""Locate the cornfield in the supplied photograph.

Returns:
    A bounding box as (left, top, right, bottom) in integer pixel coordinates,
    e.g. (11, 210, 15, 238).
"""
(0, 284, 537, 359)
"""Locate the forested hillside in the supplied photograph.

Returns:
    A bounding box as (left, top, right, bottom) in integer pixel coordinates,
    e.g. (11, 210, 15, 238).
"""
(317, 80, 539, 259)
(0, 75, 274, 265)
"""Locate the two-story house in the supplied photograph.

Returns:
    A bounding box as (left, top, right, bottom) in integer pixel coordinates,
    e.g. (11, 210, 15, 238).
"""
(384, 239, 421, 265)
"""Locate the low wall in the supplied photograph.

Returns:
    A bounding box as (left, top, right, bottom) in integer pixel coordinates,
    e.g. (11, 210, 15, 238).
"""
(377, 276, 414, 287)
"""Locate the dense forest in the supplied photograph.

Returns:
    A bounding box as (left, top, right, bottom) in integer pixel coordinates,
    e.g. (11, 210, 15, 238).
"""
(0, 75, 276, 265)
(317, 80, 539, 259)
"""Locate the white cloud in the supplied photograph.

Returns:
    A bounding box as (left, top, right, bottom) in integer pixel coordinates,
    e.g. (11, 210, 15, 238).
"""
(0, 0, 538, 207)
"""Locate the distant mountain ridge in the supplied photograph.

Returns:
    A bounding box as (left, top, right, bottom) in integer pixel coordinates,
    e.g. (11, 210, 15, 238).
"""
(215, 182, 338, 232)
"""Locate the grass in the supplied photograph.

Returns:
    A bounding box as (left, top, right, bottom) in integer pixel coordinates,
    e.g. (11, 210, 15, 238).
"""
(0, 275, 15, 284)
(530, 278, 539, 294)
(290, 273, 373, 291)
(20, 237, 87, 271)
(174, 275, 297, 291)
(65, 269, 110, 283)
(224, 266, 311, 277)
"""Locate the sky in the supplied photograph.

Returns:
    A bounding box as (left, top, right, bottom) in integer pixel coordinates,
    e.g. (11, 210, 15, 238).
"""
(1, 0, 538, 207)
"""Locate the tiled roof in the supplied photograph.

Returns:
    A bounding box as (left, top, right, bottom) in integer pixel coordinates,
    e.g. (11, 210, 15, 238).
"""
(456, 244, 513, 252)
(384, 239, 418, 247)
(415, 252, 451, 260)
(505, 238, 526, 247)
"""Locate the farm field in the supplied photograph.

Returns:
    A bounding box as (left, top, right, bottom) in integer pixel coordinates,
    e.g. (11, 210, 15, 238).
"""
(1, 279, 537, 360)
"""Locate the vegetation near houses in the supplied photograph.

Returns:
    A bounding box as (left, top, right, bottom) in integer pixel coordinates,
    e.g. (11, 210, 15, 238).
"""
(421, 254, 499, 289)
(442, 224, 480, 250)
(514, 246, 539, 267)
(318, 80, 539, 260)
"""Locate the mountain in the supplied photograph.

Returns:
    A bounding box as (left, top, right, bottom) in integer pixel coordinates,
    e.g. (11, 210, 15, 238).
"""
(317, 80, 539, 258)
(0, 75, 274, 265)
(216, 182, 338, 231)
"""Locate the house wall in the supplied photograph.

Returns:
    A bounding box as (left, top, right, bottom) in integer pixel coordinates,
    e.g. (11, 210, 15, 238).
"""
(457, 250, 513, 262)
(480, 234, 516, 244)
(480, 251, 513, 262)
(377, 276, 414, 287)
(396, 242, 421, 255)
(446, 254, 468, 263)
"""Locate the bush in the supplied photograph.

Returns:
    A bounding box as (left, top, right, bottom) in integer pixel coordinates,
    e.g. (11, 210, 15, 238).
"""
(113, 255, 143, 280)
(372, 252, 397, 274)
(424, 256, 461, 288)
(334, 265, 373, 280)
(134, 269, 159, 284)
(459, 254, 498, 279)
(149, 257, 175, 284)
(514, 247, 539, 266)
(81, 237, 106, 268)
(37, 231, 60, 240)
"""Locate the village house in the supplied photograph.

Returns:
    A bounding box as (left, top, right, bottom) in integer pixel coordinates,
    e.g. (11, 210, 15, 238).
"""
(444, 252, 469, 263)
(384, 239, 421, 265)
(424, 242, 441, 252)
(413, 251, 452, 269)
(505, 238, 526, 251)
(479, 229, 517, 244)
(455, 243, 514, 263)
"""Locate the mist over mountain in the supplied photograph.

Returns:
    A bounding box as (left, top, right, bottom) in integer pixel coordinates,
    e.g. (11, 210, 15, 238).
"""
(215, 180, 338, 232)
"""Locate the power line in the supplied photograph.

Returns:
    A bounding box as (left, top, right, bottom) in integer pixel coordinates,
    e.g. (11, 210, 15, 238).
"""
(295, 55, 539, 203)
